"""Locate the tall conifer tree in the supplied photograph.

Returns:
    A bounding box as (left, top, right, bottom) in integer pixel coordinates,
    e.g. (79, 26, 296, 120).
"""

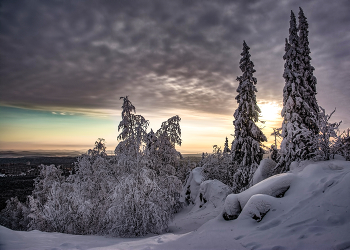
(298, 7, 319, 134)
(277, 10, 318, 172)
(232, 41, 267, 192)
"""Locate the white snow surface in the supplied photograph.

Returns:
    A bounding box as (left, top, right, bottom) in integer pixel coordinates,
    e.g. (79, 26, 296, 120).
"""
(1, 160, 350, 250)
(179, 167, 203, 205)
(252, 158, 277, 185)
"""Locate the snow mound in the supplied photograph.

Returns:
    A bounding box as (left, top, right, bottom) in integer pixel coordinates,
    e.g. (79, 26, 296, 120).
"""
(193, 179, 232, 211)
(170, 179, 231, 234)
(161, 160, 350, 250)
(179, 167, 203, 205)
(223, 172, 294, 220)
(333, 154, 346, 161)
(252, 158, 277, 185)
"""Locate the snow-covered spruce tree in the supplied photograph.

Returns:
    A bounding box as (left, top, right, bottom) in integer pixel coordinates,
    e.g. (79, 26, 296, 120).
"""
(276, 11, 318, 173)
(231, 41, 267, 193)
(298, 7, 319, 133)
(223, 137, 231, 153)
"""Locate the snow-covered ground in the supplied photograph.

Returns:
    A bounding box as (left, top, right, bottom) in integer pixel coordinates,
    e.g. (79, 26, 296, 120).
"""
(1, 159, 350, 250)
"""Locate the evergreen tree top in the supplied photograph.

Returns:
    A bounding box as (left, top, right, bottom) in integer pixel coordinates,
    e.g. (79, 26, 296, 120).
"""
(289, 11, 298, 48)
(237, 40, 257, 86)
(298, 7, 312, 64)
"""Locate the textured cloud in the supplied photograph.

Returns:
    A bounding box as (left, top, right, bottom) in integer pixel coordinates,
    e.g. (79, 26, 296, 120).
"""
(0, 0, 349, 127)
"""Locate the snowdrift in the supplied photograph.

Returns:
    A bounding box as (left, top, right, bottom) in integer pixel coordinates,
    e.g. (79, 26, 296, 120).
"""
(172, 169, 232, 233)
(1, 160, 350, 250)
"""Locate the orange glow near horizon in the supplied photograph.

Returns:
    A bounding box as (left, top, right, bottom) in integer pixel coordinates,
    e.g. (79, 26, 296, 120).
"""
(0, 104, 283, 155)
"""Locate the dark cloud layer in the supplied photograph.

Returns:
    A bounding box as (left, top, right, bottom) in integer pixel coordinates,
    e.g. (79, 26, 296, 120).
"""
(0, 0, 349, 125)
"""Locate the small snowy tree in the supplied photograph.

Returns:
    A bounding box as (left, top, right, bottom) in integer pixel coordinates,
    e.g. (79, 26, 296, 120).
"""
(231, 41, 267, 193)
(115, 96, 149, 157)
(146, 115, 183, 173)
(317, 107, 342, 160)
(223, 137, 231, 153)
(334, 130, 350, 160)
(276, 10, 318, 173)
(270, 144, 280, 163)
(202, 145, 235, 187)
(88, 138, 107, 157)
(0, 197, 30, 231)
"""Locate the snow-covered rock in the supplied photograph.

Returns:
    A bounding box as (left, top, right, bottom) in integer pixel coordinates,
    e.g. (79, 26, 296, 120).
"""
(252, 158, 277, 185)
(179, 167, 203, 205)
(223, 172, 295, 220)
(171, 178, 232, 233)
(332, 154, 346, 161)
(193, 179, 232, 211)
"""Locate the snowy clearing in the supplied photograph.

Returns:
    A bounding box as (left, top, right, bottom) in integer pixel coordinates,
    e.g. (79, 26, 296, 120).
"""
(1, 159, 350, 250)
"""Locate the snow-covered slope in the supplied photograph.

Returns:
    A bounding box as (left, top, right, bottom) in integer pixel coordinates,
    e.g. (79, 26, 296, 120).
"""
(1, 160, 350, 250)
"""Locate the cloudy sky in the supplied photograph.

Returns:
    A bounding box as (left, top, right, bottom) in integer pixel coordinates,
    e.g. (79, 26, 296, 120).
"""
(0, 0, 349, 154)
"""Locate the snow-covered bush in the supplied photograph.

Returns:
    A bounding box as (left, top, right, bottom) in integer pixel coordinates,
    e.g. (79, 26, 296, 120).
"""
(104, 164, 180, 236)
(0, 197, 30, 231)
(27, 152, 182, 236)
(317, 106, 342, 160)
(201, 145, 235, 187)
(25, 97, 184, 237)
(333, 130, 350, 160)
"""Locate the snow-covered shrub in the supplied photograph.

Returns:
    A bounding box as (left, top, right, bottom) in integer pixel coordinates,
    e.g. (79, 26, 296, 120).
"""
(317, 107, 342, 160)
(26, 97, 185, 237)
(27, 157, 112, 234)
(334, 131, 350, 160)
(23, 96, 184, 237)
(27, 151, 182, 237)
(201, 146, 235, 187)
(104, 165, 180, 236)
(0, 197, 30, 231)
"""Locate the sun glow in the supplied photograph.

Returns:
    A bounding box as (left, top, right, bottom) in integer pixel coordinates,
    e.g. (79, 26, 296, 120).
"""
(259, 102, 281, 122)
